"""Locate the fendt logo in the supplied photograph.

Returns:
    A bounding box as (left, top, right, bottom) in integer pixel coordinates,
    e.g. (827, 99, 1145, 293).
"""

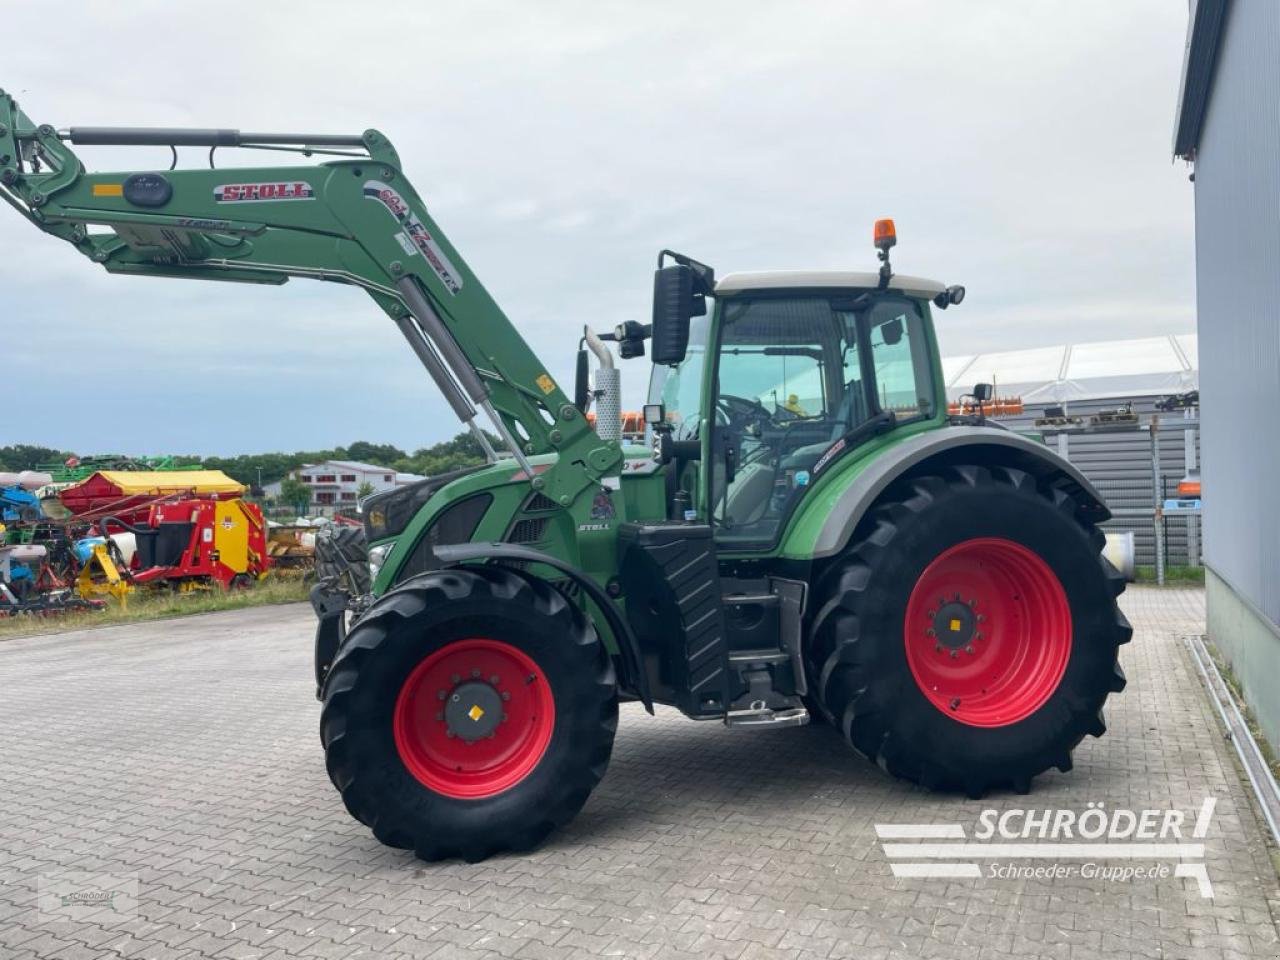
(213, 181, 314, 203)
(877, 798, 1218, 898)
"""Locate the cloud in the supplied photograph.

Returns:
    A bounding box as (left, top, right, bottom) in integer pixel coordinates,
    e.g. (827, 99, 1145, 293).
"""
(0, 0, 1195, 453)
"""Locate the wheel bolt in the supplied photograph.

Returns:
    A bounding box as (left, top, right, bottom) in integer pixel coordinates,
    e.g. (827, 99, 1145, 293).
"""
(926, 628, 936, 637)
(488, 732, 496, 739)
(446, 730, 455, 738)
(934, 643, 944, 653)
(472, 669, 481, 678)
(489, 675, 500, 685)
(451, 674, 460, 684)
(437, 690, 447, 700)
(501, 713, 509, 723)
(501, 691, 511, 701)
(964, 645, 974, 655)
(975, 633, 984, 641)
(949, 698, 961, 710)
(451, 694, 461, 702)
(949, 649, 959, 659)
(977, 614, 986, 623)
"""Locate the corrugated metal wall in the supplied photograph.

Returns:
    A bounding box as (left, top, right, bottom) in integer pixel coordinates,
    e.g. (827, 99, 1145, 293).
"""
(1194, 0, 1280, 625)
(993, 395, 1201, 567)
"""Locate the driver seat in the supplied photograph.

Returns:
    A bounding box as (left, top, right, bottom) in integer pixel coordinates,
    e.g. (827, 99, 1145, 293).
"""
(781, 379, 865, 473)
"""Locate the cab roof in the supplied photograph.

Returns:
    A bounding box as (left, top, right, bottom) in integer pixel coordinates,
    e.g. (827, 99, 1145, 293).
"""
(714, 270, 946, 299)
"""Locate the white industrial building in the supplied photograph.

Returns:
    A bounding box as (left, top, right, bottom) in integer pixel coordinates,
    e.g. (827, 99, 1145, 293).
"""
(265, 460, 423, 511)
(943, 334, 1200, 569)
(943, 334, 1198, 406)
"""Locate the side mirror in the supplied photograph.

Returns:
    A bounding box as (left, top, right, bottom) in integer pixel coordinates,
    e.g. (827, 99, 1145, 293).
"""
(881, 316, 904, 346)
(651, 264, 696, 365)
(972, 382, 993, 402)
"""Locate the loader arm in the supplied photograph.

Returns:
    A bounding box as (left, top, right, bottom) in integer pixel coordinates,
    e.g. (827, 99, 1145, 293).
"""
(0, 91, 620, 511)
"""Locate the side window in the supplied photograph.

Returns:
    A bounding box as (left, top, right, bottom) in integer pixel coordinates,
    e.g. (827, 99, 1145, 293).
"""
(868, 299, 935, 421)
(649, 314, 709, 440)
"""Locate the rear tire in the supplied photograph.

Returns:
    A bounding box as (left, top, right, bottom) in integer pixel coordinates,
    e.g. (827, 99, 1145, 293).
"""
(320, 566, 617, 861)
(808, 464, 1130, 796)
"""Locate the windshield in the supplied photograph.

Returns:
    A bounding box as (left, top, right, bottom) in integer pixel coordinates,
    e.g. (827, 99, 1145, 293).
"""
(711, 293, 935, 546)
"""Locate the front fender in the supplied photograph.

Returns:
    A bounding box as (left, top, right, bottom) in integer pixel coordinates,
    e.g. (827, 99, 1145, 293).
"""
(807, 426, 1109, 559)
(432, 542, 653, 713)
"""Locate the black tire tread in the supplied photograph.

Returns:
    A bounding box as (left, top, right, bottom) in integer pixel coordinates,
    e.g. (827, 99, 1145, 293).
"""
(320, 565, 616, 862)
(809, 464, 1130, 796)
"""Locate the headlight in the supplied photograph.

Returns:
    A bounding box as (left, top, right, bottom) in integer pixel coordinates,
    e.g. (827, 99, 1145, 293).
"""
(367, 543, 391, 582)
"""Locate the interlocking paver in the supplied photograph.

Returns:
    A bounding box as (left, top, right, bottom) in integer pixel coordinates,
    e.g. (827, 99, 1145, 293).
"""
(0, 587, 1277, 959)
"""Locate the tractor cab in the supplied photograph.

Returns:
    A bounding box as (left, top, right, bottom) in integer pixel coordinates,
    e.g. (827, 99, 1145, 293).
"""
(645, 223, 966, 551)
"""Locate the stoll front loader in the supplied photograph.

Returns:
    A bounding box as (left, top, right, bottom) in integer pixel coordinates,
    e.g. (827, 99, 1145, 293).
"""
(1, 92, 1130, 861)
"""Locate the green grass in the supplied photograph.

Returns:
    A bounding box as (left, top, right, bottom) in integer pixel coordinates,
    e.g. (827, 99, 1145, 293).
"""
(0, 573, 310, 641)
(1134, 564, 1206, 585)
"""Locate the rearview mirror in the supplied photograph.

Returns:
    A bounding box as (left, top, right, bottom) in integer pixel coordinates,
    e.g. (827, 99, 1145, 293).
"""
(881, 317, 904, 346)
(651, 264, 696, 365)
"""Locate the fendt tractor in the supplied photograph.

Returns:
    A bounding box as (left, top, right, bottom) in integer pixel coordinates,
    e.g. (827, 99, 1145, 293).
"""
(1, 92, 1130, 861)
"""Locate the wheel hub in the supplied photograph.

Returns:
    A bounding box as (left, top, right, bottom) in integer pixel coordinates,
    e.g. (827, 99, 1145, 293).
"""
(932, 599, 977, 650)
(445, 681, 504, 741)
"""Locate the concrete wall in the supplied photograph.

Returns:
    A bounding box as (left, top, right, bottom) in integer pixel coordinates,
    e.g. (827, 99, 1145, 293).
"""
(1207, 569, 1280, 749)
(1193, 0, 1280, 739)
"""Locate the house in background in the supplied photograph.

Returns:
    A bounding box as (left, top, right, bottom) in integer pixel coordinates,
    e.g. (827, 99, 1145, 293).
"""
(264, 460, 424, 514)
(1174, 0, 1280, 746)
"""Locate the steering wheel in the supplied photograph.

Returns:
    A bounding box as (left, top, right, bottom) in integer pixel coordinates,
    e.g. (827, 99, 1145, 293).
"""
(716, 393, 772, 429)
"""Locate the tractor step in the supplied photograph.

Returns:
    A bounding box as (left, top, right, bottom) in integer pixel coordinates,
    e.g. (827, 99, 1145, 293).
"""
(725, 705, 809, 728)
(727, 649, 790, 665)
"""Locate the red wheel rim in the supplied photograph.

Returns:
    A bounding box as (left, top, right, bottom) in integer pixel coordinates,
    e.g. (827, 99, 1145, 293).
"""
(393, 638, 555, 799)
(903, 537, 1071, 728)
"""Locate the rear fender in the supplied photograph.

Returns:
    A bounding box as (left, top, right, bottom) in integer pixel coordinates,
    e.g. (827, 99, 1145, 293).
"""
(812, 426, 1109, 559)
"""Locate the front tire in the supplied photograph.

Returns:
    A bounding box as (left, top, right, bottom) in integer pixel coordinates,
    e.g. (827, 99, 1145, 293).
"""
(808, 464, 1131, 796)
(320, 566, 617, 861)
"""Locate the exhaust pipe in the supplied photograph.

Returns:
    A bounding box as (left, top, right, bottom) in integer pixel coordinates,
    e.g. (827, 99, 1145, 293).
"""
(584, 326, 621, 443)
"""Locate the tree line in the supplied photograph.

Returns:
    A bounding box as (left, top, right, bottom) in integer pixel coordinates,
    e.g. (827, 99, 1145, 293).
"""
(0, 432, 497, 491)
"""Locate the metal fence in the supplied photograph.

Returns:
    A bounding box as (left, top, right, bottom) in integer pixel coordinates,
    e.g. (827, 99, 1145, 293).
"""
(995, 396, 1201, 569)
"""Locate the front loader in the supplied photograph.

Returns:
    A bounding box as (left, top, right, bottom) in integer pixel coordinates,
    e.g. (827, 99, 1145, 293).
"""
(1, 92, 1131, 861)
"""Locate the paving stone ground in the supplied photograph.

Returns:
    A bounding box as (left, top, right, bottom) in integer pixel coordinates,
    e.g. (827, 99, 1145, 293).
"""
(1, 586, 1277, 960)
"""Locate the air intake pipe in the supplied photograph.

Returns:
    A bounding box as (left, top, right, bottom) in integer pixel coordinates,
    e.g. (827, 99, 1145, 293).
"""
(583, 326, 621, 443)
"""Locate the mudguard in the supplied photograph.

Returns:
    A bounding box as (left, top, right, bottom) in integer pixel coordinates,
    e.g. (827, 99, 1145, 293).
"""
(812, 425, 1110, 559)
(432, 542, 654, 712)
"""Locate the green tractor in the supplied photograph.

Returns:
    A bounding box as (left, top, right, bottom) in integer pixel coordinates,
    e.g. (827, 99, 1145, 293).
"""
(1, 92, 1129, 861)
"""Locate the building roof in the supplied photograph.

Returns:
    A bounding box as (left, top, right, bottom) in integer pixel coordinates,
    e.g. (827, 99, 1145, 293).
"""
(943, 334, 1198, 403)
(1173, 0, 1231, 158)
(300, 460, 396, 474)
(715, 271, 946, 298)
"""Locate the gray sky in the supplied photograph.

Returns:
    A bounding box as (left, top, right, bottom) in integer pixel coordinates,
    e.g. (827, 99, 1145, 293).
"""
(3, 0, 1195, 455)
